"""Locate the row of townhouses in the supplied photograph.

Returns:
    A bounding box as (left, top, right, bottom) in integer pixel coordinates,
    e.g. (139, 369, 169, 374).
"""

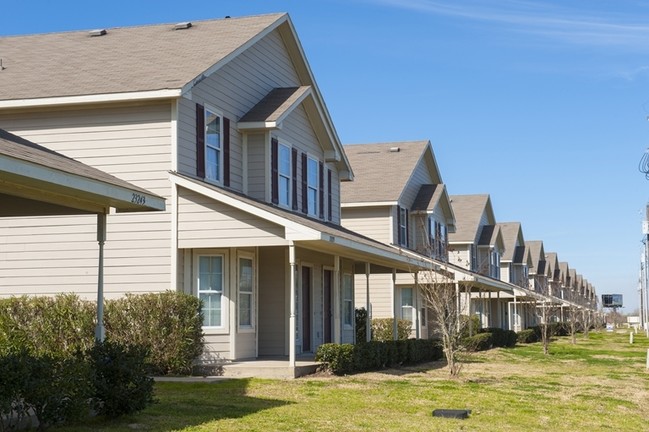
(0, 13, 597, 374)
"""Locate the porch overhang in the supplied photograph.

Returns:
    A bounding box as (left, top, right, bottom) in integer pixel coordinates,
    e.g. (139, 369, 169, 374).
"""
(170, 172, 432, 273)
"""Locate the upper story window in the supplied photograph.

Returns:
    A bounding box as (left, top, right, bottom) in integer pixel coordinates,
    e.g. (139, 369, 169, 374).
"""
(195, 103, 230, 186)
(397, 206, 408, 247)
(489, 250, 501, 278)
(205, 109, 222, 182)
(307, 157, 319, 216)
(470, 244, 478, 271)
(278, 143, 291, 207)
(428, 217, 448, 260)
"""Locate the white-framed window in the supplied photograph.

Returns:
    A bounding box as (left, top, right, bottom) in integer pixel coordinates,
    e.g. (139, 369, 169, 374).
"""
(204, 108, 222, 182)
(278, 143, 291, 207)
(342, 273, 353, 327)
(398, 206, 407, 246)
(238, 254, 254, 330)
(400, 287, 414, 323)
(197, 255, 224, 328)
(307, 156, 318, 216)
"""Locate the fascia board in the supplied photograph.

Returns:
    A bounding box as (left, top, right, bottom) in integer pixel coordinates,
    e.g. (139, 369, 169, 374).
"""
(341, 201, 397, 208)
(0, 155, 165, 212)
(0, 89, 181, 109)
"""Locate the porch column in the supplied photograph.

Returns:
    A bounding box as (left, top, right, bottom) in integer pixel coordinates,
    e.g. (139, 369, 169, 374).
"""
(392, 269, 398, 341)
(513, 294, 519, 332)
(365, 262, 371, 343)
(414, 271, 420, 339)
(333, 255, 341, 344)
(95, 213, 107, 342)
(289, 242, 297, 367)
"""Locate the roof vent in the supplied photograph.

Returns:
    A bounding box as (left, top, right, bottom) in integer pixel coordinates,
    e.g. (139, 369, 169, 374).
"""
(389, 147, 401, 152)
(89, 29, 107, 37)
(174, 22, 192, 30)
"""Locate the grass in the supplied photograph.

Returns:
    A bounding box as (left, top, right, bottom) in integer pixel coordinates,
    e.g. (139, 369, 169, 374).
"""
(56, 330, 649, 431)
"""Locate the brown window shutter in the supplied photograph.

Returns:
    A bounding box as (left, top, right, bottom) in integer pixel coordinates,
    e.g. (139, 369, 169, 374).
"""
(327, 169, 333, 221)
(223, 117, 230, 187)
(291, 148, 298, 210)
(318, 162, 324, 219)
(271, 138, 279, 204)
(396, 206, 402, 245)
(301, 152, 308, 214)
(195, 104, 205, 178)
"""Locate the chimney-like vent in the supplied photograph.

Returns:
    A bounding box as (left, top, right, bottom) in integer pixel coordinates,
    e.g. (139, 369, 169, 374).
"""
(389, 147, 400, 152)
(174, 22, 192, 30)
(89, 29, 107, 37)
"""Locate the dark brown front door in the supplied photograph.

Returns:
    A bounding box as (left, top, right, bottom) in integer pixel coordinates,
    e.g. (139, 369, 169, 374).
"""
(323, 269, 333, 343)
(302, 267, 311, 352)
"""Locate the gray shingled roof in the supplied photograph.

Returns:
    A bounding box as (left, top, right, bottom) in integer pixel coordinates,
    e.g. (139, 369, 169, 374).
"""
(497, 222, 523, 261)
(411, 184, 444, 212)
(341, 141, 430, 204)
(545, 252, 560, 280)
(239, 86, 310, 124)
(0, 14, 285, 101)
(448, 194, 491, 243)
(526, 240, 545, 274)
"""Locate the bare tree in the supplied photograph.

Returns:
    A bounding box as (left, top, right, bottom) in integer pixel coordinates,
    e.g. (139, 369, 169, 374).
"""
(534, 278, 562, 355)
(566, 303, 580, 345)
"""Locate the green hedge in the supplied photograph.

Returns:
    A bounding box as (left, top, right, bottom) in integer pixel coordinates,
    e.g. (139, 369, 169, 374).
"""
(371, 318, 412, 341)
(0, 291, 204, 375)
(480, 327, 518, 348)
(517, 328, 540, 344)
(463, 332, 493, 352)
(315, 339, 443, 375)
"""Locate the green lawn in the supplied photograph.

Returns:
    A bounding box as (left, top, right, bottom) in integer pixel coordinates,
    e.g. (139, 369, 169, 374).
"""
(58, 330, 649, 432)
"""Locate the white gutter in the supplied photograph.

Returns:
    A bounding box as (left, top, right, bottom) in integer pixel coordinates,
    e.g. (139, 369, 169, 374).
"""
(0, 89, 182, 109)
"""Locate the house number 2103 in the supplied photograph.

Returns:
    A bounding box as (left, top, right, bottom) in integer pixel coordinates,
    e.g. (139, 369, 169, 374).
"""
(131, 193, 146, 205)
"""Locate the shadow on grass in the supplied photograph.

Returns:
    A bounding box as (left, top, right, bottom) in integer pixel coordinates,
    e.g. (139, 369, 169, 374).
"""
(375, 359, 448, 376)
(56, 378, 292, 432)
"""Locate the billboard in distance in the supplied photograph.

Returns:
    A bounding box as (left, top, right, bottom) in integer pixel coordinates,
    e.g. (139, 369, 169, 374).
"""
(601, 294, 623, 308)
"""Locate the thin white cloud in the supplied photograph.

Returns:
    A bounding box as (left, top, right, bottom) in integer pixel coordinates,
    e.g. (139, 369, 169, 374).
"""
(371, 0, 649, 49)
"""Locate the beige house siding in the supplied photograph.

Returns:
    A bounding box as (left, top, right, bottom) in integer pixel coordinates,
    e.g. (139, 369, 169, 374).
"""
(246, 132, 268, 201)
(341, 206, 392, 245)
(258, 247, 287, 356)
(176, 187, 286, 249)
(176, 29, 300, 192)
(0, 103, 172, 298)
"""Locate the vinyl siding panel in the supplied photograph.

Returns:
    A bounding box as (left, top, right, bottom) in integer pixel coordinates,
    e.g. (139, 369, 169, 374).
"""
(176, 188, 286, 249)
(258, 247, 287, 356)
(400, 157, 435, 208)
(340, 206, 392, 245)
(176, 29, 300, 192)
(0, 104, 172, 299)
(355, 273, 394, 319)
(247, 133, 267, 201)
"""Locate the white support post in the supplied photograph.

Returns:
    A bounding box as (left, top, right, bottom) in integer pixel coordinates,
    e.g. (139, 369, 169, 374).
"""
(414, 271, 420, 339)
(289, 242, 297, 367)
(333, 255, 341, 344)
(365, 262, 371, 343)
(513, 294, 519, 332)
(95, 213, 107, 342)
(392, 269, 398, 341)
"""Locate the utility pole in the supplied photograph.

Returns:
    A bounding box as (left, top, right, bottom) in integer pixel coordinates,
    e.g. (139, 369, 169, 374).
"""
(641, 205, 649, 332)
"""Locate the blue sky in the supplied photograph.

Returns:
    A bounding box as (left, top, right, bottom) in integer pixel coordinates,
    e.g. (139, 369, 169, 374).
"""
(2, 0, 648, 312)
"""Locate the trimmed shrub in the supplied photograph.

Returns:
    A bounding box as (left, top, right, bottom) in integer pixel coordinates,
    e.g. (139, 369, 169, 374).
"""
(0, 294, 95, 357)
(371, 318, 412, 341)
(480, 327, 518, 348)
(89, 340, 155, 418)
(21, 352, 91, 431)
(0, 349, 31, 430)
(104, 291, 204, 375)
(355, 308, 369, 343)
(315, 343, 355, 375)
(463, 332, 493, 352)
(316, 339, 443, 375)
(517, 328, 540, 344)
(460, 314, 482, 338)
